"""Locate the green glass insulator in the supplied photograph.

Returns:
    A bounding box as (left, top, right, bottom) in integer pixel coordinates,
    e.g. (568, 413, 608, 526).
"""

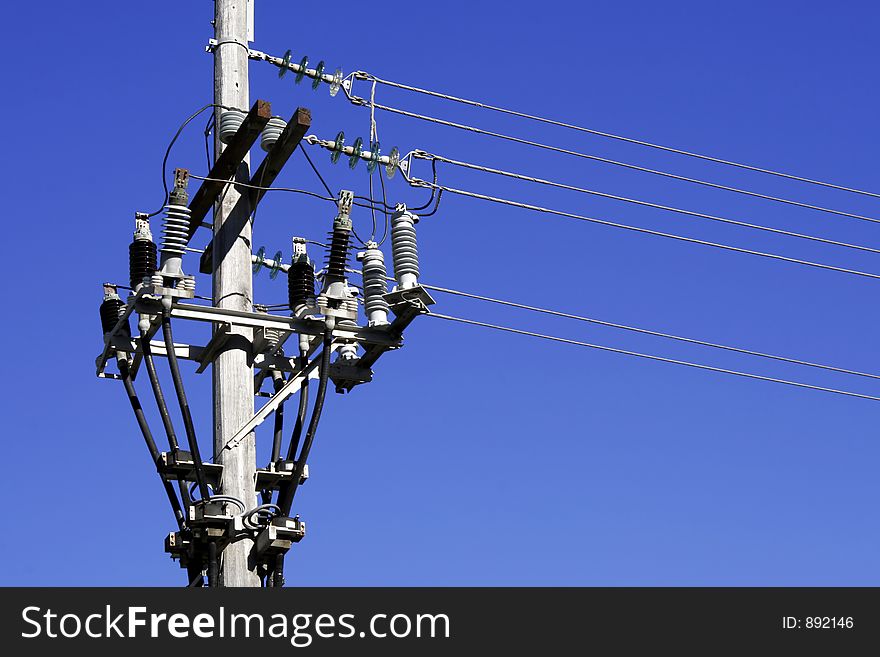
(312, 61, 325, 90)
(330, 131, 345, 164)
(252, 246, 266, 274)
(295, 56, 308, 84)
(348, 137, 363, 169)
(279, 50, 292, 78)
(366, 141, 381, 173)
(270, 251, 283, 279)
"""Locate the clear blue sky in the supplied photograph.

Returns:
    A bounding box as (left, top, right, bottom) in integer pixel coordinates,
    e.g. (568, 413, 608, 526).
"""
(1, 1, 879, 585)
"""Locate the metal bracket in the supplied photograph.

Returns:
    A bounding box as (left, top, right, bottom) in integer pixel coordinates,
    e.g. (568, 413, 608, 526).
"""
(329, 360, 373, 392)
(384, 286, 435, 318)
(189, 502, 234, 540)
(164, 531, 194, 566)
(158, 451, 224, 489)
(150, 279, 196, 300)
(334, 285, 436, 393)
(206, 38, 260, 59)
(218, 356, 322, 456)
(253, 517, 306, 558)
(255, 460, 309, 491)
(196, 322, 232, 374)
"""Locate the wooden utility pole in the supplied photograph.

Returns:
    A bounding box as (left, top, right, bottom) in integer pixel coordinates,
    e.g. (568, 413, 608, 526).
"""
(212, 0, 260, 586)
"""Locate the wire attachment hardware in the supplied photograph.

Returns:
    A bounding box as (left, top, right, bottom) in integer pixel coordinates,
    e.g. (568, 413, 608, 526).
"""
(206, 41, 350, 96)
(307, 133, 406, 178)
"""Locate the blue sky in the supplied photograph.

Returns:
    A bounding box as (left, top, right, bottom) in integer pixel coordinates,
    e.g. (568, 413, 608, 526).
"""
(1, 1, 879, 585)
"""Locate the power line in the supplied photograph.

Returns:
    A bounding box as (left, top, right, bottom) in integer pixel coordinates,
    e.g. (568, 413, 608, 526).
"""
(360, 100, 880, 226)
(189, 174, 388, 213)
(150, 103, 235, 217)
(410, 180, 880, 282)
(190, 174, 337, 203)
(428, 313, 880, 403)
(420, 153, 880, 257)
(299, 143, 334, 196)
(359, 72, 880, 201)
(341, 266, 880, 381)
(422, 283, 880, 382)
(298, 143, 389, 246)
(300, 142, 393, 210)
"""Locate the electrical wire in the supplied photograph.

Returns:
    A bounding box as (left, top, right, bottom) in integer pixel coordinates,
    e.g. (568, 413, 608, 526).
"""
(250, 147, 272, 229)
(420, 153, 880, 256)
(187, 567, 205, 588)
(422, 284, 880, 382)
(270, 373, 286, 464)
(366, 78, 389, 243)
(376, 156, 391, 246)
(300, 143, 335, 196)
(299, 143, 370, 245)
(301, 142, 388, 211)
(368, 169, 378, 241)
(362, 101, 880, 226)
(209, 354, 323, 462)
(189, 174, 389, 215)
(359, 72, 880, 201)
(117, 356, 186, 529)
(417, 186, 444, 218)
(189, 481, 214, 500)
(273, 553, 285, 588)
(190, 174, 337, 203)
(413, 181, 880, 282)
(149, 103, 234, 217)
(343, 266, 880, 382)
(162, 314, 211, 500)
(300, 138, 388, 245)
(407, 156, 439, 212)
(140, 333, 183, 452)
(195, 494, 246, 513)
(140, 332, 194, 510)
(207, 541, 219, 588)
(286, 350, 311, 463)
(279, 329, 333, 515)
(242, 504, 281, 530)
(428, 313, 880, 404)
(204, 112, 215, 171)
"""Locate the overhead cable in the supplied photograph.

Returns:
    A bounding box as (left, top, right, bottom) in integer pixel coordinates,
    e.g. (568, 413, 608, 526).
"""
(358, 73, 880, 201)
(428, 313, 880, 404)
(419, 153, 880, 256)
(409, 180, 880, 282)
(343, 265, 880, 382)
(189, 174, 388, 213)
(357, 100, 880, 226)
(422, 284, 880, 382)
